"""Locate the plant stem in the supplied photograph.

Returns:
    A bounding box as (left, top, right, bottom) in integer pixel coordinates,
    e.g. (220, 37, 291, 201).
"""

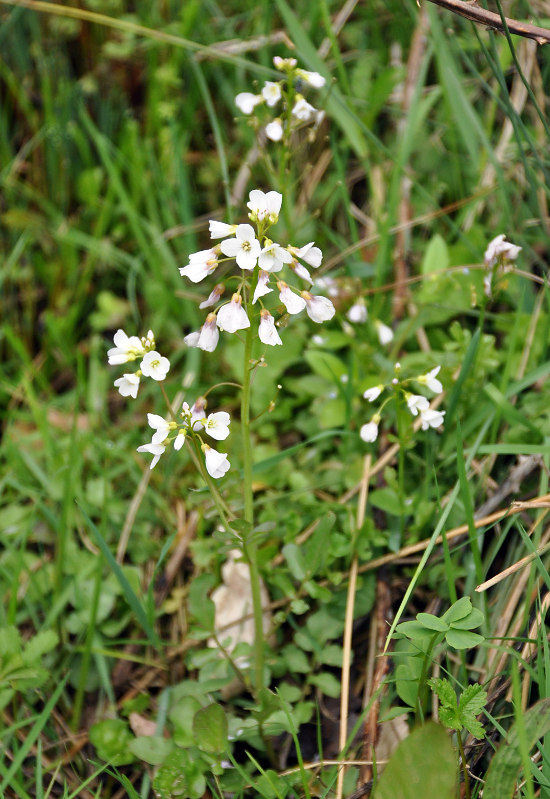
(457, 732, 470, 799)
(240, 315, 265, 694)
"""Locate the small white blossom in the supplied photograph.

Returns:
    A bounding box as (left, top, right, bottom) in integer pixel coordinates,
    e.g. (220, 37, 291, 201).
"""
(302, 291, 335, 323)
(278, 281, 307, 314)
(179, 248, 218, 283)
(420, 408, 446, 430)
(360, 415, 381, 443)
(265, 119, 283, 141)
(291, 261, 312, 284)
(203, 444, 230, 479)
(137, 442, 166, 470)
(199, 283, 225, 310)
(190, 397, 207, 428)
(114, 373, 140, 399)
(375, 320, 394, 345)
(292, 96, 316, 121)
(484, 234, 521, 268)
(262, 81, 282, 106)
(203, 411, 231, 441)
(296, 69, 326, 88)
(347, 301, 368, 323)
(253, 270, 273, 304)
(289, 241, 322, 268)
(418, 366, 443, 394)
(107, 329, 146, 365)
(216, 294, 251, 333)
(235, 92, 262, 115)
(247, 189, 283, 223)
(363, 385, 383, 402)
(184, 330, 200, 348)
(406, 393, 430, 417)
(140, 351, 170, 381)
(220, 224, 260, 270)
(273, 56, 297, 71)
(258, 309, 283, 346)
(174, 429, 186, 451)
(197, 313, 220, 352)
(209, 220, 237, 239)
(147, 413, 172, 444)
(259, 240, 293, 272)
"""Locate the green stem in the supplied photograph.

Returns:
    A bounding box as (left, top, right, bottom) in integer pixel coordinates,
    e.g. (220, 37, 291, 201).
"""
(416, 633, 440, 722)
(188, 440, 234, 528)
(240, 316, 265, 694)
(457, 732, 470, 799)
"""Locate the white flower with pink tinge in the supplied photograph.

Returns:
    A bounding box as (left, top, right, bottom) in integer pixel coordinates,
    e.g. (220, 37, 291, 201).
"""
(197, 314, 219, 352)
(258, 309, 283, 346)
(484, 234, 521, 268)
(202, 444, 230, 478)
(301, 291, 335, 323)
(247, 190, 282, 223)
(220, 224, 260, 271)
(179, 248, 218, 283)
(216, 294, 250, 333)
(288, 242, 322, 268)
(277, 281, 306, 315)
(199, 284, 225, 310)
(107, 329, 146, 365)
(253, 270, 273, 304)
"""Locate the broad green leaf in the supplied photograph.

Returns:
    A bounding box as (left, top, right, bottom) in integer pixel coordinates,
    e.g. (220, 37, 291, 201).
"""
(442, 597, 472, 624)
(374, 723, 456, 799)
(445, 629, 484, 650)
(282, 543, 307, 581)
(417, 613, 449, 632)
(193, 703, 228, 754)
(89, 719, 136, 766)
(450, 607, 484, 630)
(483, 698, 550, 799)
(308, 672, 341, 698)
(129, 735, 173, 765)
(421, 234, 449, 274)
(428, 677, 457, 709)
(168, 696, 201, 748)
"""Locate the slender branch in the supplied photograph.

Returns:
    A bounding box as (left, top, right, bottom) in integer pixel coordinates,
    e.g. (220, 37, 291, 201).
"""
(425, 0, 550, 45)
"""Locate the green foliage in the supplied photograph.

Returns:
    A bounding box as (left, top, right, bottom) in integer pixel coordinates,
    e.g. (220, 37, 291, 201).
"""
(0, 627, 58, 710)
(396, 596, 485, 651)
(428, 678, 487, 739)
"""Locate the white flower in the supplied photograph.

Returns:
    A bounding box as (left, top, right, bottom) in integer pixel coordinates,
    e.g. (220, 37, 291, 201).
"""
(314, 275, 338, 296)
(347, 301, 368, 323)
(302, 291, 336, 323)
(107, 329, 146, 365)
(203, 444, 230, 478)
(174, 429, 186, 451)
(484, 234, 521, 268)
(140, 351, 170, 381)
(262, 81, 282, 107)
(179, 249, 218, 283)
(113, 373, 140, 399)
(199, 283, 225, 310)
(273, 56, 297, 71)
(265, 119, 283, 141)
(406, 393, 430, 417)
(190, 397, 207, 428)
(247, 189, 283, 223)
(289, 241, 322, 267)
(258, 240, 293, 272)
(137, 442, 166, 470)
(296, 69, 326, 88)
(258, 309, 283, 346)
(360, 415, 381, 443)
(291, 261, 312, 284)
(235, 92, 262, 115)
(253, 270, 273, 304)
(203, 411, 231, 441)
(420, 408, 446, 430)
(147, 413, 172, 444)
(216, 294, 251, 333)
(277, 281, 307, 314)
(184, 330, 200, 348)
(363, 385, 383, 402)
(418, 366, 443, 394)
(220, 224, 260, 270)
(292, 96, 316, 121)
(209, 220, 237, 239)
(197, 314, 220, 352)
(375, 320, 394, 345)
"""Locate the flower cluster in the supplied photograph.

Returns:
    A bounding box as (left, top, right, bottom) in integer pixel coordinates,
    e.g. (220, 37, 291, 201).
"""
(137, 397, 231, 478)
(107, 329, 170, 399)
(360, 364, 445, 443)
(235, 56, 326, 142)
(181, 189, 335, 351)
(483, 234, 521, 298)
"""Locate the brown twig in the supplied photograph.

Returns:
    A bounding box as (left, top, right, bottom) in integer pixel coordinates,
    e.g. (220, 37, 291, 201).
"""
(425, 0, 550, 46)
